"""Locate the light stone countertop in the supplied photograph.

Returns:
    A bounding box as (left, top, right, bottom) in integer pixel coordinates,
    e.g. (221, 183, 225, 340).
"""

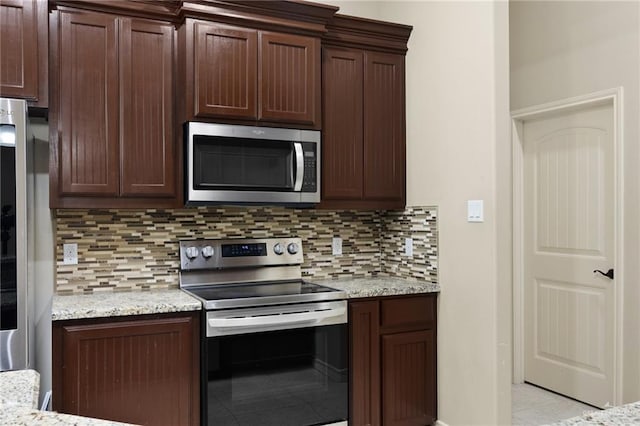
(546, 401, 640, 425)
(0, 369, 39, 409)
(52, 289, 201, 321)
(0, 369, 135, 425)
(311, 276, 440, 298)
(52, 277, 439, 321)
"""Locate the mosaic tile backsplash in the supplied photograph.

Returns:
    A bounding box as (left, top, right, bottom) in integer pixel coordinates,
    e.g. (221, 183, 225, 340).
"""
(381, 207, 438, 282)
(55, 206, 437, 294)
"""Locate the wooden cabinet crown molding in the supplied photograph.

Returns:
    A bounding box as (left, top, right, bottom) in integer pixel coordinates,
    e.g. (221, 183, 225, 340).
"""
(50, 1, 340, 36)
(179, 1, 338, 37)
(50, 0, 181, 22)
(324, 14, 413, 55)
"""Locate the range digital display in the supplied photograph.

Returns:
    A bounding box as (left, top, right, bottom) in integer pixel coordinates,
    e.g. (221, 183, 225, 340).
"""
(221, 243, 267, 257)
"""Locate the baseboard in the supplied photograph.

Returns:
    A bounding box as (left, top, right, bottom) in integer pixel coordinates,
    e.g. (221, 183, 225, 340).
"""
(436, 420, 450, 426)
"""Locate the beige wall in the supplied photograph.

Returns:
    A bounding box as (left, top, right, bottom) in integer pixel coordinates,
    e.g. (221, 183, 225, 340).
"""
(315, 0, 382, 20)
(510, 1, 640, 403)
(315, 1, 512, 424)
(382, 2, 511, 424)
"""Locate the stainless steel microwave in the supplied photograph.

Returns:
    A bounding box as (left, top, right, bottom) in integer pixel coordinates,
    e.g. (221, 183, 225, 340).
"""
(185, 122, 320, 206)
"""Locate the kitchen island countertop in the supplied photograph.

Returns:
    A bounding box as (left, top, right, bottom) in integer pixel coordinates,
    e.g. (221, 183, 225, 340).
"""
(0, 369, 39, 409)
(0, 405, 135, 426)
(547, 401, 640, 425)
(0, 369, 136, 425)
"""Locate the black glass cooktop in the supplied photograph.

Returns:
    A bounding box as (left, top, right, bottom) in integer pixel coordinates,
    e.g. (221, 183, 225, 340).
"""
(183, 280, 345, 310)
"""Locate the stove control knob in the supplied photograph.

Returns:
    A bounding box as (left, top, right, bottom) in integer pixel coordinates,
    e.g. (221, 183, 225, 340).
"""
(273, 243, 284, 255)
(287, 242, 299, 255)
(201, 246, 214, 259)
(185, 246, 199, 260)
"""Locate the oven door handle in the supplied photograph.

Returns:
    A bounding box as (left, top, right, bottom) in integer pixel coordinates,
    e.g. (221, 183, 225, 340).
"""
(208, 306, 346, 330)
(293, 142, 304, 191)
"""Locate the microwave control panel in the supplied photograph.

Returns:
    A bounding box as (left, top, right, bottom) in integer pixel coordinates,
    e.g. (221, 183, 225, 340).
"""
(302, 143, 317, 193)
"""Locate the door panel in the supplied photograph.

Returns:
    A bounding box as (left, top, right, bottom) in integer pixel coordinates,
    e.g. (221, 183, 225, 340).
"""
(523, 103, 614, 407)
(259, 32, 320, 126)
(120, 19, 175, 197)
(58, 10, 119, 196)
(363, 52, 405, 202)
(321, 47, 363, 200)
(54, 315, 199, 425)
(382, 330, 436, 426)
(194, 22, 257, 119)
(349, 301, 381, 426)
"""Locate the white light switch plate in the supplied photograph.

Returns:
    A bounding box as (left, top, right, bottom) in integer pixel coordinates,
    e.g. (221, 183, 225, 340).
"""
(63, 243, 78, 265)
(467, 200, 484, 222)
(332, 237, 342, 255)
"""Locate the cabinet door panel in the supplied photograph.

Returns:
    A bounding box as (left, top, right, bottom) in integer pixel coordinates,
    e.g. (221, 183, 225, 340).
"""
(322, 47, 363, 200)
(382, 330, 437, 426)
(55, 315, 198, 425)
(58, 10, 119, 196)
(194, 22, 257, 119)
(259, 32, 320, 126)
(120, 19, 175, 197)
(363, 52, 405, 203)
(0, 0, 38, 99)
(349, 300, 381, 426)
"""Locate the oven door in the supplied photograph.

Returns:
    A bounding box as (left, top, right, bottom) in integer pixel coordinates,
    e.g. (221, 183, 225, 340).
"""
(202, 304, 348, 426)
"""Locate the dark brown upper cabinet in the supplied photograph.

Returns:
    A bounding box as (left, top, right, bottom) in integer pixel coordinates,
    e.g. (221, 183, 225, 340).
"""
(321, 15, 412, 210)
(182, 19, 321, 128)
(0, 0, 48, 108)
(49, 6, 179, 208)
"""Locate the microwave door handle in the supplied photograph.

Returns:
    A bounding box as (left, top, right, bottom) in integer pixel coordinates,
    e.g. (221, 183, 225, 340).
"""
(293, 142, 304, 191)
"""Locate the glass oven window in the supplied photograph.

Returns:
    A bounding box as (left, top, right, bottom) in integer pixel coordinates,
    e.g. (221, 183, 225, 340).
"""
(0, 125, 17, 331)
(205, 324, 348, 426)
(193, 136, 295, 191)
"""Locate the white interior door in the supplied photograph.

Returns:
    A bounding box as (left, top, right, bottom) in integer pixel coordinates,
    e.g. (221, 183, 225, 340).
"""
(523, 102, 615, 408)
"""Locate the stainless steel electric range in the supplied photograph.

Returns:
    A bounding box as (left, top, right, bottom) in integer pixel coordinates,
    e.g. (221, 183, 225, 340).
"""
(179, 238, 348, 426)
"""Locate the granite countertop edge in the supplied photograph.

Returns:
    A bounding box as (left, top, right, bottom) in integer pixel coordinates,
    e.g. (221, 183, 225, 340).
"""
(52, 289, 202, 322)
(310, 276, 440, 299)
(52, 277, 439, 321)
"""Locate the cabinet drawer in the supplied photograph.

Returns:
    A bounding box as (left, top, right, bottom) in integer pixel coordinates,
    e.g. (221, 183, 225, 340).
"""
(380, 295, 435, 331)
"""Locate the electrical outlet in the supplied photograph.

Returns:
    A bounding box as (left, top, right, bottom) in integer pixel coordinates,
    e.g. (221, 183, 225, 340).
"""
(63, 243, 78, 265)
(405, 237, 413, 257)
(332, 237, 342, 256)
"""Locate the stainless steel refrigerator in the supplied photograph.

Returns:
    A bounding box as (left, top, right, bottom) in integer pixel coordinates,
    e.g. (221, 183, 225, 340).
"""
(0, 97, 34, 371)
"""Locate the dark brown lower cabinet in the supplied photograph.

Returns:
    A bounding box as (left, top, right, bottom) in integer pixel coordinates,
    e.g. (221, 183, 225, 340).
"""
(350, 294, 437, 426)
(52, 312, 200, 426)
